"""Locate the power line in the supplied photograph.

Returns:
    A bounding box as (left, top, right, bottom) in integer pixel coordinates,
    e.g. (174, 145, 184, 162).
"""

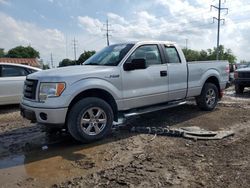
(114, 21, 214, 36)
(185, 38, 188, 49)
(102, 19, 112, 46)
(50, 53, 54, 68)
(65, 34, 68, 58)
(72, 37, 77, 63)
(211, 0, 228, 60)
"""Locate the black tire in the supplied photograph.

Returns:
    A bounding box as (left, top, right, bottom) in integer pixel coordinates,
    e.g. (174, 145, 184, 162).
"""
(196, 83, 219, 111)
(235, 84, 244, 94)
(67, 97, 114, 143)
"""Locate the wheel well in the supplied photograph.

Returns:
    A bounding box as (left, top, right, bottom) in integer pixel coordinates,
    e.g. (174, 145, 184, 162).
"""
(204, 76, 222, 98)
(67, 89, 118, 122)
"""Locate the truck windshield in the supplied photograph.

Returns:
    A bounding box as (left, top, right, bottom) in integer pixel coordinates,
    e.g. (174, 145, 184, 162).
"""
(84, 43, 134, 66)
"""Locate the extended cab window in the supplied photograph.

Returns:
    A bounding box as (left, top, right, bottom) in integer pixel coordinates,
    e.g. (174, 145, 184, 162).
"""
(165, 46, 181, 63)
(129, 45, 162, 66)
(1, 65, 28, 77)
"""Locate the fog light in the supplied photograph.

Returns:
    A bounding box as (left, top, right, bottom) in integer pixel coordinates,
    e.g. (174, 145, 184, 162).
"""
(40, 113, 47, 120)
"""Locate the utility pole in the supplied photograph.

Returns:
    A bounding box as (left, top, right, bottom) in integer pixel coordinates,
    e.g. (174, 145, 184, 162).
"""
(50, 53, 54, 68)
(185, 38, 188, 50)
(72, 37, 77, 64)
(211, 0, 228, 60)
(102, 19, 112, 46)
(65, 34, 68, 58)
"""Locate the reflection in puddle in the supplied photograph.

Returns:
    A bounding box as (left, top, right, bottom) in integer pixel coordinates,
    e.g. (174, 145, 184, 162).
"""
(0, 155, 25, 169)
(0, 136, 119, 187)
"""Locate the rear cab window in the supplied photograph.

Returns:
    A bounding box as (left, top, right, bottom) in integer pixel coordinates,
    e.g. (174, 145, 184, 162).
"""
(164, 45, 181, 63)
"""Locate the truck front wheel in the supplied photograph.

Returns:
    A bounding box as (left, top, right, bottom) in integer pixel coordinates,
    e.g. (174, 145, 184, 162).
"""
(67, 97, 114, 143)
(196, 83, 219, 111)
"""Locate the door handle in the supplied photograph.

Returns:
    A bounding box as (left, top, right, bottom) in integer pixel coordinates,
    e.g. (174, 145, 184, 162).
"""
(160, 70, 167, 77)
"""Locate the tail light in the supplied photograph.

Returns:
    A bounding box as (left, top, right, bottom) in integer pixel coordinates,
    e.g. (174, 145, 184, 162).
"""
(234, 71, 238, 79)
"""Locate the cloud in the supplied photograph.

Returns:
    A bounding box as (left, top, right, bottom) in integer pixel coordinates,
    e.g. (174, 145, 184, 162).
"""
(0, 0, 10, 5)
(107, 12, 128, 25)
(75, 0, 250, 61)
(78, 16, 102, 34)
(0, 12, 66, 66)
(2, 0, 250, 62)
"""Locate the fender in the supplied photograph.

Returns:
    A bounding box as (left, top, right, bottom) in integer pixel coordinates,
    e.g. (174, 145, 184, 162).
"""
(200, 68, 220, 88)
(64, 77, 122, 106)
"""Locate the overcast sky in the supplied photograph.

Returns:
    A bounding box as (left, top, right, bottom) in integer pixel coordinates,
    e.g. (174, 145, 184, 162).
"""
(1, 0, 250, 66)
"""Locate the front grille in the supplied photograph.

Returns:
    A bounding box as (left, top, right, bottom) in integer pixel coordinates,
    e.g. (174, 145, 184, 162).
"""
(238, 72, 250, 79)
(23, 79, 38, 100)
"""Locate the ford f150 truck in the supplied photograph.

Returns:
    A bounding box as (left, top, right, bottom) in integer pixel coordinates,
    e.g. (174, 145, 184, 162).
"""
(20, 41, 229, 142)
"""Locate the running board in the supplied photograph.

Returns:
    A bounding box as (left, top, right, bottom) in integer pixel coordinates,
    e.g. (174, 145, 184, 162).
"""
(123, 100, 186, 118)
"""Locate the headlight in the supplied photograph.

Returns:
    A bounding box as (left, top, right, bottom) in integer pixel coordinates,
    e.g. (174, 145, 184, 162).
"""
(39, 82, 65, 102)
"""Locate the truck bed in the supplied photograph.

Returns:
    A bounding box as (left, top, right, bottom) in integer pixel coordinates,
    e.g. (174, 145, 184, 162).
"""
(187, 61, 229, 97)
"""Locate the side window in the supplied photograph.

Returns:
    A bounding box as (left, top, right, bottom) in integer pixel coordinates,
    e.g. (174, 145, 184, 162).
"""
(26, 68, 38, 74)
(2, 65, 28, 77)
(129, 45, 162, 66)
(165, 46, 181, 63)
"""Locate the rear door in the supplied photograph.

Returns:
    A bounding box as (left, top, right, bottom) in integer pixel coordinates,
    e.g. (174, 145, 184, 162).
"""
(121, 44, 169, 110)
(0, 65, 28, 105)
(162, 45, 188, 101)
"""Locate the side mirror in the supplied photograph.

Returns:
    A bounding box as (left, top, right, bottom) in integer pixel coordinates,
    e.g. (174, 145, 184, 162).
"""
(123, 59, 146, 71)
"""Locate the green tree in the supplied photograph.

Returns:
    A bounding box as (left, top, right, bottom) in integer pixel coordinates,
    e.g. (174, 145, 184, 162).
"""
(77, 50, 96, 65)
(0, 48, 5, 57)
(182, 45, 236, 64)
(199, 50, 208, 61)
(42, 64, 50, 69)
(182, 48, 200, 61)
(240, 60, 249, 64)
(59, 59, 74, 67)
(6, 46, 40, 58)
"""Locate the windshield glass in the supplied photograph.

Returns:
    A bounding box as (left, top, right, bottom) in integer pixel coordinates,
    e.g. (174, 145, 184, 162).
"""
(84, 43, 134, 66)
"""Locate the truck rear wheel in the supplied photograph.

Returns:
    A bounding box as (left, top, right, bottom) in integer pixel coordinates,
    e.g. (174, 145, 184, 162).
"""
(196, 83, 218, 111)
(67, 97, 114, 143)
(235, 84, 244, 94)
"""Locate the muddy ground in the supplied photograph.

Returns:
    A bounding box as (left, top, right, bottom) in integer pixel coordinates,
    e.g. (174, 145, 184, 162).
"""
(0, 87, 250, 188)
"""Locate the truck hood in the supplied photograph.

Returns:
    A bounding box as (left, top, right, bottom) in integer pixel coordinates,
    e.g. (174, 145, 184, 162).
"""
(237, 67, 250, 72)
(28, 65, 120, 83)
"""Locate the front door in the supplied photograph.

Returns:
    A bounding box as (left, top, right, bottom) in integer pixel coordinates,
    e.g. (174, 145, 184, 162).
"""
(0, 65, 27, 105)
(121, 44, 169, 110)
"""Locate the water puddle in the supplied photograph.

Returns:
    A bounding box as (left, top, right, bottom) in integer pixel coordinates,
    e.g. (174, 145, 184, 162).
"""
(0, 136, 119, 187)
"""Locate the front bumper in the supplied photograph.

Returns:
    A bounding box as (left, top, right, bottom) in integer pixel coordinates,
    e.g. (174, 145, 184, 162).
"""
(20, 103, 68, 125)
(234, 78, 250, 86)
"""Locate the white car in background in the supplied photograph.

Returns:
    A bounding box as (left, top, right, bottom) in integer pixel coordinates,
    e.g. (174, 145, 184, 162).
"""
(0, 63, 41, 105)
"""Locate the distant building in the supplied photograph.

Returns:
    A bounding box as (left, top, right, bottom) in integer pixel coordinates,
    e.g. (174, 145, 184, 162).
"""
(0, 58, 42, 68)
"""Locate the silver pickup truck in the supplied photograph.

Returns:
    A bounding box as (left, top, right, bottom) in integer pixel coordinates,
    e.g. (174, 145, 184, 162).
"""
(20, 41, 229, 142)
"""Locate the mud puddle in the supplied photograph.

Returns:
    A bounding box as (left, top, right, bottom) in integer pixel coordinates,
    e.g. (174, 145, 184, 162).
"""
(0, 140, 100, 187)
(0, 130, 141, 188)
